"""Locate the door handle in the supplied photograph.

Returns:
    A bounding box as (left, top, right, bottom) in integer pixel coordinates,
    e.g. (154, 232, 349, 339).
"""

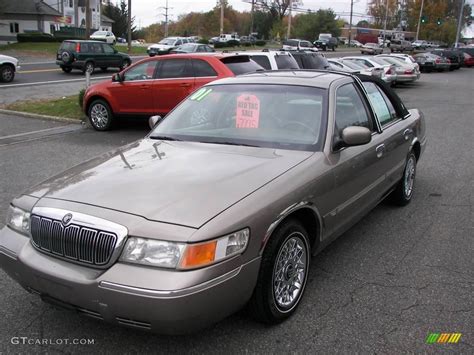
(403, 128, 413, 141)
(376, 144, 385, 158)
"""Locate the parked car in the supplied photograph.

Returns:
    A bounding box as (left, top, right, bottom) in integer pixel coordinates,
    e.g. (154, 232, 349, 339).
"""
(349, 40, 363, 47)
(384, 53, 419, 69)
(0, 54, 20, 83)
(0, 70, 426, 334)
(390, 40, 413, 53)
(327, 59, 362, 74)
(83, 53, 264, 130)
(170, 43, 215, 54)
(282, 39, 318, 52)
(412, 53, 450, 72)
(360, 43, 383, 55)
(117, 37, 127, 43)
(429, 49, 462, 70)
(236, 50, 299, 71)
(314, 37, 338, 51)
(147, 37, 186, 56)
(56, 40, 131, 74)
(291, 51, 330, 70)
(461, 52, 474, 67)
(90, 30, 116, 44)
(374, 55, 420, 83)
(412, 40, 428, 50)
(341, 56, 397, 84)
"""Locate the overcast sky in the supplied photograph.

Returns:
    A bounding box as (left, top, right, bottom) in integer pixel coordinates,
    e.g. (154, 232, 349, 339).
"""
(130, 0, 370, 28)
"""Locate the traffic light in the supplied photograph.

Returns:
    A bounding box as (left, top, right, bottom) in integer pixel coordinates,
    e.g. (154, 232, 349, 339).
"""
(421, 15, 427, 24)
(437, 18, 442, 25)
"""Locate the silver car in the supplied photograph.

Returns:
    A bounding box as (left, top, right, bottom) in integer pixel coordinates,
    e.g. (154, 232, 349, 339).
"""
(0, 72, 427, 334)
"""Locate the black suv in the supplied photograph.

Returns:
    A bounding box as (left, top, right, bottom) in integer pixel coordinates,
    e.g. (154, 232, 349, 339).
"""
(290, 51, 330, 70)
(313, 37, 338, 51)
(56, 40, 131, 74)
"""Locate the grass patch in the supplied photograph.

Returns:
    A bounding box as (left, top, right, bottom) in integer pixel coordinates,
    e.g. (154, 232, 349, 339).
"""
(0, 42, 148, 56)
(5, 95, 84, 120)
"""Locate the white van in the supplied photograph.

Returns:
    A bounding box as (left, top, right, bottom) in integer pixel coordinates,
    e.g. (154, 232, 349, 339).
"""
(219, 34, 240, 43)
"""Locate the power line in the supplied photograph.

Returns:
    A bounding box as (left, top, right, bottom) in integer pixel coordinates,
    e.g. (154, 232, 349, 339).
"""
(159, 0, 173, 37)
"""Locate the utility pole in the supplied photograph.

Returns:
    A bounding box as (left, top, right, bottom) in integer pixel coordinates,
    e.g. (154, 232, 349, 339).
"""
(455, 0, 465, 48)
(287, 0, 293, 39)
(382, 0, 389, 49)
(348, 0, 354, 46)
(220, 0, 224, 35)
(415, 0, 425, 41)
(127, 0, 132, 53)
(160, 0, 172, 38)
(85, 0, 91, 38)
(250, 0, 255, 34)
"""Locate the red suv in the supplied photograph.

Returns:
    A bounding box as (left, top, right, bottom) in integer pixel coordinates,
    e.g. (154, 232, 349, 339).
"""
(83, 53, 263, 130)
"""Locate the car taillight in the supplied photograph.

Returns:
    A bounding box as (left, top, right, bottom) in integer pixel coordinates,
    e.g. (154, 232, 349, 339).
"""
(404, 70, 413, 74)
(76, 43, 81, 52)
(435, 59, 440, 63)
(447, 59, 451, 64)
(386, 68, 392, 75)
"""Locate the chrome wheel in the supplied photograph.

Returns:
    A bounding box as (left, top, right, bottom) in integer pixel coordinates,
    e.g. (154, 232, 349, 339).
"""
(404, 156, 416, 198)
(272, 232, 308, 311)
(90, 103, 109, 129)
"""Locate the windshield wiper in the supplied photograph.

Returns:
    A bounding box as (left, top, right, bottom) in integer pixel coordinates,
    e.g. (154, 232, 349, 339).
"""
(198, 141, 258, 147)
(149, 135, 182, 141)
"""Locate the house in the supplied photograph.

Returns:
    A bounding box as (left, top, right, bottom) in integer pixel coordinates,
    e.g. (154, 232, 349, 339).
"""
(0, 0, 62, 43)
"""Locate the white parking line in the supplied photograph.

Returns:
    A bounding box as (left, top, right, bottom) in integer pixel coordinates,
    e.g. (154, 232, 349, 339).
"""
(0, 76, 110, 88)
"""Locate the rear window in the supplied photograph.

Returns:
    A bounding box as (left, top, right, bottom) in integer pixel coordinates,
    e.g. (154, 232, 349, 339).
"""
(249, 55, 271, 70)
(60, 41, 75, 52)
(221, 56, 263, 75)
(275, 55, 299, 69)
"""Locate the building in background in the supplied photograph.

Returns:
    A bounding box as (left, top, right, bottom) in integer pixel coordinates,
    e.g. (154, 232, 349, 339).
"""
(0, 0, 62, 43)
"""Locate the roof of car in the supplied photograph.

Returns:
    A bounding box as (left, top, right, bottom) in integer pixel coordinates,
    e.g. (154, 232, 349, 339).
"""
(206, 70, 350, 89)
(63, 40, 109, 43)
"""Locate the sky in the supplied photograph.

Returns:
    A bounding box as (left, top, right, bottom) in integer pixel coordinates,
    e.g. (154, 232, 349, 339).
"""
(130, 0, 370, 29)
(129, 0, 473, 37)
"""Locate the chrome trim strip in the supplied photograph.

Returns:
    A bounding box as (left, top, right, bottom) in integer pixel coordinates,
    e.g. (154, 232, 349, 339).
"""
(99, 264, 248, 299)
(0, 245, 17, 260)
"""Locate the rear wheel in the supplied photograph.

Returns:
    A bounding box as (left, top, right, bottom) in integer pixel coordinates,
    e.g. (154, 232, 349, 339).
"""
(88, 99, 114, 131)
(248, 219, 311, 324)
(0, 64, 15, 82)
(390, 152, 417, 206)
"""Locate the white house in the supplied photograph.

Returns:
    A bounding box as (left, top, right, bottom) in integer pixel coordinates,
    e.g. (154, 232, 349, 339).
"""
(0, 0, 62, 44)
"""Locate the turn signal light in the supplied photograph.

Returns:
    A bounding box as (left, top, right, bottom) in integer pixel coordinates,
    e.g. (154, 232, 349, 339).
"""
(180, 240, 217, 268)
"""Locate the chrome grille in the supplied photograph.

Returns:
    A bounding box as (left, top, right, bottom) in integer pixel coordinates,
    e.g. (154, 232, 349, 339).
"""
(30, 215, 117, 266)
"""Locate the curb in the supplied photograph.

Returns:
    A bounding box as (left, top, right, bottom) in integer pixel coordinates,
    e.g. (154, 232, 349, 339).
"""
(0, 109, 84, 124)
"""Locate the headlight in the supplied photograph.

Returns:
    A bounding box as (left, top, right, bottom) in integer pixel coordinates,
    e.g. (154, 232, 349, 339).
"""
(120, 228, 249, 269)
(6, 205, 30, 235)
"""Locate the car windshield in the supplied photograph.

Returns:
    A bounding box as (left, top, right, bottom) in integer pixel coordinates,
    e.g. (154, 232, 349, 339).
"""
(341, 60, 365, 70)
(221, 57, 264, 75)
(159, 38, 176, 45)
(93, 31, 107, 36)
(149, 84, 327, 151)
(176, 44, 195, 52)
(378, 57, 403, 66)
(275, 55, 299, 69)
(366, 43, 376, 48)
(371, 57, 391, 66)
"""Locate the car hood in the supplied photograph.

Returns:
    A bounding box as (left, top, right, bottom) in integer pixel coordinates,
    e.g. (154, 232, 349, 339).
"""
(0, 54, 18, 64)
(26, 139, 313, 228)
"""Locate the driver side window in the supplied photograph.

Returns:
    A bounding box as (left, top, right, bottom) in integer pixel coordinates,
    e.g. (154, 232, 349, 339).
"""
(334, 83, 371, 141)
(123, 61, 158, 81)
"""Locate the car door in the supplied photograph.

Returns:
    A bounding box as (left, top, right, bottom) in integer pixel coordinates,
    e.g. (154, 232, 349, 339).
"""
(190, 59, 218, 90)
(89, 42, 106, 67)
(361, 80, 413, 188)
(152, 58, 194, 115)
(101, 43, 118, 67)
(323, 82, 388, 239)
(109, 60, 159, 115)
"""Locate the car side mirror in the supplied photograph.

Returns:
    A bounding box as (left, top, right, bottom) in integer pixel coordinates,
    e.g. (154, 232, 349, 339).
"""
(340, 126, 372, 147)
(112, 73, 123, 82)
(149, 115, 163, 129)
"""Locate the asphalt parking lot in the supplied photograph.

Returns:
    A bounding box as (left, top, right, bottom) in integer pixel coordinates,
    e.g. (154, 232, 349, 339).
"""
(0, 69, 472, 353)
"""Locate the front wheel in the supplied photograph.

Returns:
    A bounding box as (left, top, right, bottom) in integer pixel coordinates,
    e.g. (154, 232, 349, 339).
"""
(248, 219, 311, 324)
(390, 152, 417, 206)
(88, 99, 114, 131)
(0, 65, 15, 82)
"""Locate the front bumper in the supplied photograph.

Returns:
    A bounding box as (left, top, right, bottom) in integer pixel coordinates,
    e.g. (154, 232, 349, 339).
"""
(0, 226, 261, 334)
